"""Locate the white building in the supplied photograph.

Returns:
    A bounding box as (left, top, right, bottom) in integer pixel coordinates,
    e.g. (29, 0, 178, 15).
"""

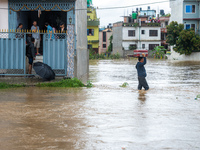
(113, 21, 161, 57)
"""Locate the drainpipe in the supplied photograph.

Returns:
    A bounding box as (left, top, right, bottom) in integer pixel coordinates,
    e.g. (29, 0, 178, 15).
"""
(139, 19, 141, 49)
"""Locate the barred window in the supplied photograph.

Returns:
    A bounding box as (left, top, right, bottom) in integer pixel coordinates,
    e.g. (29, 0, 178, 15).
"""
(128, 30, 135, 37)
(149, 30, 158, 36)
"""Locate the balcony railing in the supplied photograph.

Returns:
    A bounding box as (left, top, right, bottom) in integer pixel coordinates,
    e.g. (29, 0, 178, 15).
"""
(87, 19, 100, 26)
(88, 40, 99, 43)
(123, 22, 161, 27)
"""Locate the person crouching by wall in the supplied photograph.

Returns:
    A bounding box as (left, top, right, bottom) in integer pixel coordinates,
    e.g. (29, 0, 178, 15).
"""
(26, 38, 36, 76)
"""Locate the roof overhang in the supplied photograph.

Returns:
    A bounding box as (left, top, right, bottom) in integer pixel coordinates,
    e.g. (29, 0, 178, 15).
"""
(183, 18, 200, 20)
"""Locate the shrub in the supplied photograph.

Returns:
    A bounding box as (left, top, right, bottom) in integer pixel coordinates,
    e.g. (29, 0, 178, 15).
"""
(36, 78, 85, 88)
(173, 29, 200, 55)
(152, 46, 167, 59)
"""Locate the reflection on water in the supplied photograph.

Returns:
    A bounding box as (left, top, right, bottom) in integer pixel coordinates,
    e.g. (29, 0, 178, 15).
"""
(138, 91, 147, 102)
(0, 59, 200, 149)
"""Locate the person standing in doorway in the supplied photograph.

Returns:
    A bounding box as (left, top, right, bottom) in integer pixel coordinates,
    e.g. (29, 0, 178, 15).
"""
(58, 22, 67, 39)
(16, 23, 23, 38)
(16, 23, 23, 32)
(31, 21, 41, 56)
(26, 38, 36, 76)
(45, 22, 54, 39)
(59, 22, 67, 33)
(136, 53, 149, 91)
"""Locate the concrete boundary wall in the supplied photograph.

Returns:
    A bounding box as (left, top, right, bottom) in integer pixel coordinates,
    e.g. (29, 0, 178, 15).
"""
(169, 46, 200, 61)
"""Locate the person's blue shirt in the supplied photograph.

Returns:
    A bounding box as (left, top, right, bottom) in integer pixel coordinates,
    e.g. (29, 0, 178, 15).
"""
(47, 25, 54, 39)
(136, 57, 147, 77)
(31, 26, 40, 39)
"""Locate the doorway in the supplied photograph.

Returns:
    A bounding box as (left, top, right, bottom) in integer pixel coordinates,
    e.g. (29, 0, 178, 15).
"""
(16, 11, 67, 54)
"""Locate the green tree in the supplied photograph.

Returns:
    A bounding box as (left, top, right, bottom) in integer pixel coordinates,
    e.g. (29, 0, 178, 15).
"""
(107, 35, 113, 52)
(161, 13, 171, 17)
(166, 21, 184, 45)
(173, 29, 200, 55)
(129, 45, 136, 50)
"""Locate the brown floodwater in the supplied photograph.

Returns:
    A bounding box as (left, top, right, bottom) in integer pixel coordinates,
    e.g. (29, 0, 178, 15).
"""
(0, 59, 200, 150)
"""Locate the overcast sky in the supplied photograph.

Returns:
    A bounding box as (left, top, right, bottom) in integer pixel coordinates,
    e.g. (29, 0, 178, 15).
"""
(92, 0, 171, 27)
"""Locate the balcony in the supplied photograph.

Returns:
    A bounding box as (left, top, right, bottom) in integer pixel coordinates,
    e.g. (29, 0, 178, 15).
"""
(123, 22, 161, 27)
(87, 19, 100, 26)
(88, 40, 99, 43)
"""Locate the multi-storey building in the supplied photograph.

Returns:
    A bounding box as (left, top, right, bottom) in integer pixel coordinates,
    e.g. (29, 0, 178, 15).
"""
(113, 13, 161, 57)
(170, 0, 200, 33)
(87, 1, 100, 53)
(160, 16, 170, 49)
(99, 28, 112, 54)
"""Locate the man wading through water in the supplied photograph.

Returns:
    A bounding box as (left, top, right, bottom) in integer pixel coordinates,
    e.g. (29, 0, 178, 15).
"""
(136, 53, 149, 91)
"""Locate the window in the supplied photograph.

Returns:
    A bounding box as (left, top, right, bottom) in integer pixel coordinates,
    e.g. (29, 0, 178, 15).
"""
(186, 5, 195, 13)
(186, 24, 195, 30)
(103, 44, 106, 48)
(141, 30, 145, 34)
(88, 44, 92, 49)
(149, 30, 158, 36)
(129, 44, 137, 50)
(186, 24, 190, 29)
(103, 32, 106, 42)
(165, 21, 168, 26)
(87, 29, 94, 36)
(128, 30, 135, 36)
(87, 16, 90, 19)
(191, 24, 195, 30)
(149, 44, 159, 50)
(142, 44, 145, 49)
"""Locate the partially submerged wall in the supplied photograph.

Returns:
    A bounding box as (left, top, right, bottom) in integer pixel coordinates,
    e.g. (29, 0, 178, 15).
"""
(169, 46, 200, 61)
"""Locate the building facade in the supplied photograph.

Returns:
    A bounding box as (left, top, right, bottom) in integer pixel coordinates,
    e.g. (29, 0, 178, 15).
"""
(169, 0, 200, 61)
(99, 28, 112, 54)
(113, 15, 161, 57)
(170, 0, 200, 33)
(87, 5, 100, 53)
(160, 16, 170, 49)
(0, 0, 88, 82)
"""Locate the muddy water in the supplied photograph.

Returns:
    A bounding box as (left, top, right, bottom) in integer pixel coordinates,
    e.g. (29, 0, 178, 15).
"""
(0, 59, 200, 150)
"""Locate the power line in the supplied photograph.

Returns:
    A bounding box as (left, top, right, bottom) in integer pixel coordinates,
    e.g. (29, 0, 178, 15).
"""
(93, 1, 169, 10)
(0, 1, 170, 11)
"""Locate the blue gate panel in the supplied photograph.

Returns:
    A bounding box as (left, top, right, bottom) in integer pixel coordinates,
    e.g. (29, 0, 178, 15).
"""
(43, 39, 66, 70)
(0, 38, 24, 69)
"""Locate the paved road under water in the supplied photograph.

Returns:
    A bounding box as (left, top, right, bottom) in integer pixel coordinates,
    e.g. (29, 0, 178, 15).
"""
(0, 59, 200, 150)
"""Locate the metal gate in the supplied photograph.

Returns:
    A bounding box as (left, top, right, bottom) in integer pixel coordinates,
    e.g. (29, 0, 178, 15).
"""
(0, 32, 26, 75)
(43, 33, 67, 76)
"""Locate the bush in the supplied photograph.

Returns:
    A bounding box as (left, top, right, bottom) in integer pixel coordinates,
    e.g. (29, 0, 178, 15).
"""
(152, 46, 167, 59)
(173, 29, 200, 55)
(129, 45, 136, 50)
(89, 47, 121, 60)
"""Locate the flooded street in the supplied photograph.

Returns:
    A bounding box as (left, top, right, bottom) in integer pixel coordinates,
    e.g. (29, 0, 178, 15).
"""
(0, 59, 200, 150)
